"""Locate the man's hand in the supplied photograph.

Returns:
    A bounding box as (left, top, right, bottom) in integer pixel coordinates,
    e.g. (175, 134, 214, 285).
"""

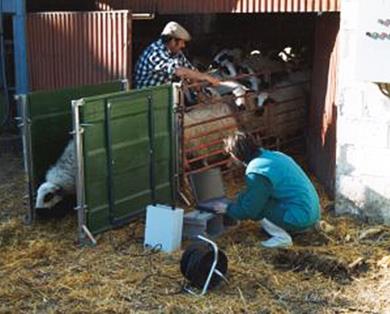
(205, 75, 221, 87)
(175, 67, 221, 86)
(213, 202, 228, 215)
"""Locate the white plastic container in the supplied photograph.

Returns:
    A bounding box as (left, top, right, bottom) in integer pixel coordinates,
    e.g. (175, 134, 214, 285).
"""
(144, 204, 184, 253)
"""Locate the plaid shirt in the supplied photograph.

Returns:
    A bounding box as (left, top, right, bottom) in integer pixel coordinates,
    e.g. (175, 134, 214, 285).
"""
(134, 38, 194, 89)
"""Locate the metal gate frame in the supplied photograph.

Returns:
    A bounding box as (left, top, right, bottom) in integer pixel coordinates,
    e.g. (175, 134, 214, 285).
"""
(17, 80, 128, 225)
(72, 83, 181, 244)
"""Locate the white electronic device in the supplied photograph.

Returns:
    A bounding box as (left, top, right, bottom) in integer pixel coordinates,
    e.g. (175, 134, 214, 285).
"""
(144, 204, 184, 253)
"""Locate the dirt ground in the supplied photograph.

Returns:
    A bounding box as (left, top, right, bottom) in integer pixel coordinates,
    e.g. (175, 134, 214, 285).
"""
(0, 150, 390, 314)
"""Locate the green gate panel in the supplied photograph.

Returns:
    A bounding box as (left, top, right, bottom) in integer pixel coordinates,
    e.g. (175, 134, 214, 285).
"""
(26, 81, 125, 191)
(79, 84, 175, 235)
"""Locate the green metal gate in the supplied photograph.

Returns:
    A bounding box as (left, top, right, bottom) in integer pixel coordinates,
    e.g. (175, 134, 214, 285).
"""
(18, 80, 127, 223)
(72, 84, 179, 242)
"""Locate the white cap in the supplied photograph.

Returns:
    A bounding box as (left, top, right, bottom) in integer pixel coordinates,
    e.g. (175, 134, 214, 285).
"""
(161, 21, 191, 41)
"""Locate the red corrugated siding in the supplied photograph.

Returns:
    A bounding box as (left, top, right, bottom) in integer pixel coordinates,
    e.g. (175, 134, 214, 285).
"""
(308, 13, 339, 197)
(100, 0, 340, 13)
(26, 11, 131, 91)
(158, 0, 339, 14)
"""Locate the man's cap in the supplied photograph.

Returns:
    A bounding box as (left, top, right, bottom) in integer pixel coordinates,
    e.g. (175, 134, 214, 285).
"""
(161, 21, 191, 41)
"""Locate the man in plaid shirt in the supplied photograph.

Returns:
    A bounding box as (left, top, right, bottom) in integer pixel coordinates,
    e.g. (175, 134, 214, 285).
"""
(134, 21, 220, 89)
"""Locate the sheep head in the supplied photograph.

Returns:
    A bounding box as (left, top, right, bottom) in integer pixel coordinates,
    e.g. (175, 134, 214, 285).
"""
(35, 182, 64, 209)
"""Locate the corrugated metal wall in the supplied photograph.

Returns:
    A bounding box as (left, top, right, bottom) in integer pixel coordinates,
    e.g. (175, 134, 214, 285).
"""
(158, 0, 340, 13)
(308, 13, 339, 197)
(26, 11, 131, 91)
(99, 0, 340, 13)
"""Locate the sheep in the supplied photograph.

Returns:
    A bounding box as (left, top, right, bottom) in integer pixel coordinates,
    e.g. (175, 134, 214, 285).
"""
(183, 100, 238, 170)
(241, 49, 288, 77)
(35, 139, 77, 209)
(210, 48, 243, 69)
(182, 56, 243, 168)
(184, 45, 311, 170)
(207, 56, 251, 108)
(277, 46, 309, 69)
(183, 46, 309, 169)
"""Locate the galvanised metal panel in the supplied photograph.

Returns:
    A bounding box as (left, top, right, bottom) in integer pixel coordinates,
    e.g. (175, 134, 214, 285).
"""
(111, 0, 340, 13)
(78, 84, 175, 235)
(20, 80, 125, 221)
(26, 11, 131, 91)
(308, 13, 339, 197)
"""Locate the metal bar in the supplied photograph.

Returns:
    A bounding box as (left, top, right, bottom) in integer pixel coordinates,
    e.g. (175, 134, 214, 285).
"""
(13, 7, 29, 94)
(173, 83, 182, 197)
(131, 13, 155, 20)
(147, 94, 156, 205)
(185, 68, 283, 89)
(72, 99, 88, 245)
(184, 159, 231, 176)
(17, 94, 35, 224)
(126, 12, 132, 87)
(170, 83, 182, 209)
(185, 149, 226, 164)
(185, 137, 225, 153)
(175, 85, 186, 197)
(184, 235, 226, 297)
(182, 90, 255, 108)
(104, 100, 115, 225)
(121, 78, 129, 91)
(183, 80, 309, 110)
(184, 143, 225, 156)
(184, 113, 238, 129)
(82, 224, 97, 246)
(184, 124, 237, 142)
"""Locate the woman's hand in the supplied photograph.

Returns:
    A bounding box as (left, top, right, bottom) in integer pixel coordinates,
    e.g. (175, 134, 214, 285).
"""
(213, 202, 228, 214)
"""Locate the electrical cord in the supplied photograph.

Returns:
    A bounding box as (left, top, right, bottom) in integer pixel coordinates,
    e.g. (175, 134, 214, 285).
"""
(180, 241, 228, 290)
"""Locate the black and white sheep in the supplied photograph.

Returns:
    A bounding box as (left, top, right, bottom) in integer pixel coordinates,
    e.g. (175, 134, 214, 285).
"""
(35, 139, 76, 209)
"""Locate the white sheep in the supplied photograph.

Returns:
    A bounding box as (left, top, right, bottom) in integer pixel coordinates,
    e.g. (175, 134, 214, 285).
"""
(35, 139, 77, 209)
(207, 57, 250, 108)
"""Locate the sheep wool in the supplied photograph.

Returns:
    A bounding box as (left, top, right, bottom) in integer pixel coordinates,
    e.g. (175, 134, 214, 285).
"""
(45, 139, 77, 193)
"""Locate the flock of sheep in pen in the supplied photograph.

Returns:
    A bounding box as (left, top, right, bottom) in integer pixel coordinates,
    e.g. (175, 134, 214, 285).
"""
(182, 46, 310, 172)
(34, 46, 310, 212)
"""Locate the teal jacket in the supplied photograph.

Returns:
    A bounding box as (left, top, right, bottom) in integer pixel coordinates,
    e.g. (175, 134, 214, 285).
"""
(227, 149, 320, 231)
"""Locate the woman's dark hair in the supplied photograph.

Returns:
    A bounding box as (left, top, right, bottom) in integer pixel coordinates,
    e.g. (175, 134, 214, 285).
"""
(224, 131, 259, 163)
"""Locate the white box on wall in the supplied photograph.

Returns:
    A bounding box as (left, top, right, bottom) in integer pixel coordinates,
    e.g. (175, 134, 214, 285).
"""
(354, 0, 390, 83)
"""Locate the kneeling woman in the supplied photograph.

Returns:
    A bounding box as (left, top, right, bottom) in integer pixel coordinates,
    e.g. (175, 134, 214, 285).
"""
(214, 132, 321, 248)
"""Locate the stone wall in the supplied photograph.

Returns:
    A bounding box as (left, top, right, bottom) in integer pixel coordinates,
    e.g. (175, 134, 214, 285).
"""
(336, 0, 390, 223)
